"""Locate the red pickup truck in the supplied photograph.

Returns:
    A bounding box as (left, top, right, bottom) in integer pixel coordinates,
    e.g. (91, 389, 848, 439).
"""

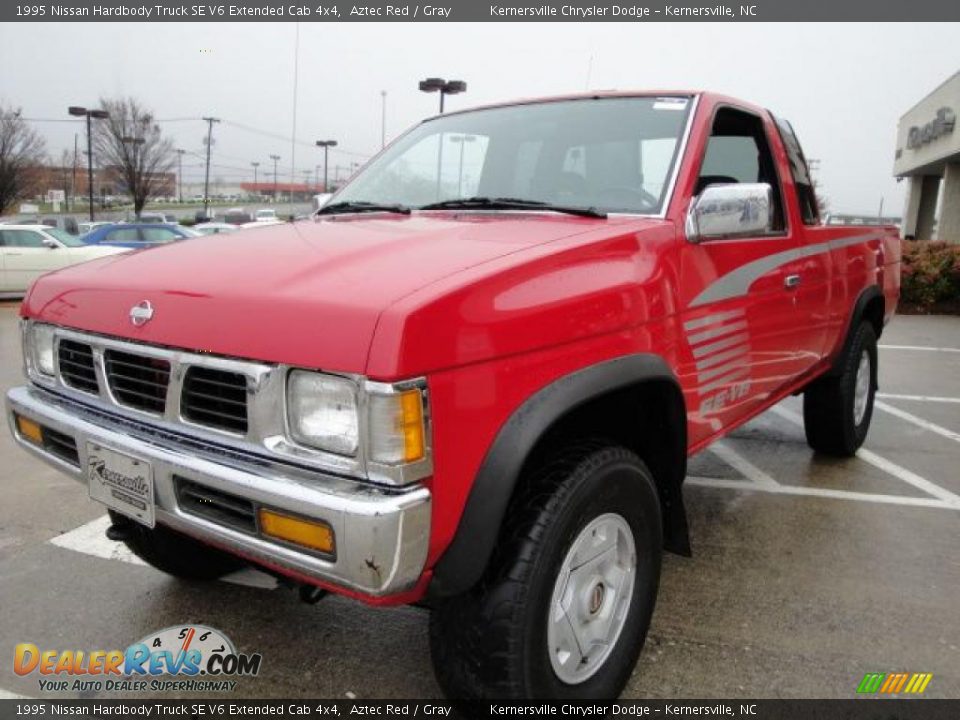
(7, 91, 899, 699)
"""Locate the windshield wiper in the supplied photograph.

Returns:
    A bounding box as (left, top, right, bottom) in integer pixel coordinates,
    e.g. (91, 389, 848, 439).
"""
(418, 196, 607, 219)
(316, 200, 411, 216)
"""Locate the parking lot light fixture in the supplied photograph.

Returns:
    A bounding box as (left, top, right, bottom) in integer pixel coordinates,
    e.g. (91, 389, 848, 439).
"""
(270, 154, 281, 201)
(316, 140, 337, 192)
(418, 78, 467, 113)
(68, 105, 110, 221)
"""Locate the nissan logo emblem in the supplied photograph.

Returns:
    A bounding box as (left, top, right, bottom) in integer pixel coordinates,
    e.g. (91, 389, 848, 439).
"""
(129, 300, 154, 327)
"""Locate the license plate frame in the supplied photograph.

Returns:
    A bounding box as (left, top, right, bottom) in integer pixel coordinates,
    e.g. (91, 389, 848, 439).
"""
(86, 442, 156, 528)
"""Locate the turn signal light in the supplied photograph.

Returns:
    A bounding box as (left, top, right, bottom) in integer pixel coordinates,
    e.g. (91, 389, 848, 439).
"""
(258, 509, 335, 555)
(16, 415, 43, 445)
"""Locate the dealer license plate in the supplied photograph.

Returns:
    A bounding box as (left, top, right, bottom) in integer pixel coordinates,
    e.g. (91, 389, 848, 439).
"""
(86, 442, 155, 528)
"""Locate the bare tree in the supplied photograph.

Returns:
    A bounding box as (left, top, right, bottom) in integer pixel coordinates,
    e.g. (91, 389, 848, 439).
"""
(0, 105, 46, 216)
(94, 98, 174, 217)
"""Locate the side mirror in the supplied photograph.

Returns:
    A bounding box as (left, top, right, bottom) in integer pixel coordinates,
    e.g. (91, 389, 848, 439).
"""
(685, 183, 774, 243)
(42, 238, 58, 249)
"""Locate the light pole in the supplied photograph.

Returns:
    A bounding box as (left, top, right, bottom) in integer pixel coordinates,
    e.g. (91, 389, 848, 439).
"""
(381, 90, 387, 149)
(449, 134, 476, 196)
(121, 136, 146, 217)
(201, 116, 220, 219)
(316, 140, 337, 192)
(269, 155, 280, 201)
(251, 161, 260, 198)
(68, 106, 110, 221)
(418, 77, 467, 113)
(176, 149, 185, 203)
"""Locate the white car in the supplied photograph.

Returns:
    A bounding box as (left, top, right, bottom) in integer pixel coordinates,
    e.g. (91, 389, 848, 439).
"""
(193, 222, 240, 236)
(254, 209, 278, 222)
(0, 225, 128, 298)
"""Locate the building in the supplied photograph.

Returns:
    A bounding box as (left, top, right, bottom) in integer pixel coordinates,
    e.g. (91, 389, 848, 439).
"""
(33, 165, 176, 203)
(894, 71, 960, 241)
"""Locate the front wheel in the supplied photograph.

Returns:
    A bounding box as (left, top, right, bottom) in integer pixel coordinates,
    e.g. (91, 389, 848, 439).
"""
(429, 445, 662, 699)
(803, 321, 878, 457)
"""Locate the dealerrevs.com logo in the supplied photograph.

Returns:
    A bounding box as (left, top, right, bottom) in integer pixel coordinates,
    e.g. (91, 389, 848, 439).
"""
(14, 625, 262, 693)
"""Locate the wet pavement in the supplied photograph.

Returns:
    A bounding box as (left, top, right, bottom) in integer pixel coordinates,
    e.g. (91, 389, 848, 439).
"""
(0, 300, 957, 700)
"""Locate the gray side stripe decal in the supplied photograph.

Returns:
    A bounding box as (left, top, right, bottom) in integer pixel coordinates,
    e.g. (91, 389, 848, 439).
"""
(690, 233, 881, 308)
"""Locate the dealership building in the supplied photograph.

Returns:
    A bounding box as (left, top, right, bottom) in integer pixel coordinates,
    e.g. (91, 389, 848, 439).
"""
(894, 71, 960, 241)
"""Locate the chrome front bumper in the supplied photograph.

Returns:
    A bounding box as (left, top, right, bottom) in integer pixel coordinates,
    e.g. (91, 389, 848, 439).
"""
(6, 384, 431, 596)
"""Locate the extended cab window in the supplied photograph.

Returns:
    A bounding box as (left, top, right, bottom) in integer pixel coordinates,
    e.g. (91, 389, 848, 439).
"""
(775, 117, 820, 225)
(337, 96, 693, 215)
(696, 107, 786, 233)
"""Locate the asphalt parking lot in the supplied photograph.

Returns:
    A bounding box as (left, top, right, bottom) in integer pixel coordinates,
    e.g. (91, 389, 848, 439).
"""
(0, 300, 957, 700)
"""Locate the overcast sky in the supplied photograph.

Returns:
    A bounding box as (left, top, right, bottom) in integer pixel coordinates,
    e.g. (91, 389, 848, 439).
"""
(1, 22, 958, 214)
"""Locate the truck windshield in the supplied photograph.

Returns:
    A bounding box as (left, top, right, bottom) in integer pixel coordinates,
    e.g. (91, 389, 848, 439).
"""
(337, 96, 693, 216)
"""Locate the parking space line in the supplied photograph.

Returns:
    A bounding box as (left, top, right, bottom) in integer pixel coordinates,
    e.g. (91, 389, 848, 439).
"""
(709, 442, 779, 488)
(49, 516, 278, 589)
(878, 393, 960, 404)
(879, 344, 960, 353)
(687, 475, 957, 510)
(771, 405, 960, 509)
(0, 688, 29, 699)
(875, 400, 960, 444)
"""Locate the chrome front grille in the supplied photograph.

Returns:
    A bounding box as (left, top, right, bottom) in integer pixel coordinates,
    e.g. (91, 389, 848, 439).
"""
(58, 340, 99, 394)
(104, 349, 170, 414)
(47, 330, 274, 449)
(181, 366, 248, 434)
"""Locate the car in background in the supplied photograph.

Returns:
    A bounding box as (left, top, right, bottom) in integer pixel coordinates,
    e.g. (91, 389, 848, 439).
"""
(40, 217, 81, 235)
(138, 212, 178, 224)
(193, 222, 240, 236)
(240, 219, 285, 230)
(0, 224, 127, 298)
(223, 208, 254, 225)
(80, 223, 200, 249)
(78, 221, 115, 235)
(254, 208, 278, 222)
(313, 193, 333, 211)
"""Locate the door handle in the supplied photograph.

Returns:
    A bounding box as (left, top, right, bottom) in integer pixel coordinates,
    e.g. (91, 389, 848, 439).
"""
(784, 274, 801, 289)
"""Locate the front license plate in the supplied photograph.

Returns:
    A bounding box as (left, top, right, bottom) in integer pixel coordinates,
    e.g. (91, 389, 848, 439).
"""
(86, 443, 155, 528)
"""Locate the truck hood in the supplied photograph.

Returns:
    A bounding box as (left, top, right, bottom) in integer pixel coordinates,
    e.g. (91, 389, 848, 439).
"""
(22, 214, 628, 373)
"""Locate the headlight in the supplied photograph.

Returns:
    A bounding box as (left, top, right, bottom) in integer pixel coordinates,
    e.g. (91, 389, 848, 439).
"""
(29, 323, 56, 376)
(286, 371, 359, 456)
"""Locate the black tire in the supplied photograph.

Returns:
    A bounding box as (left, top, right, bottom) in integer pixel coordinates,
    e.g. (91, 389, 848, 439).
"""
(109, 510, 243, 580)
(429, 445, 662, 700)
(803, 321, 878, 457)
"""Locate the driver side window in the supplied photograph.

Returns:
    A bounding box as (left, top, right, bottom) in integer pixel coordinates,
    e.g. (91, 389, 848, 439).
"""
(696, 108, 786, 233)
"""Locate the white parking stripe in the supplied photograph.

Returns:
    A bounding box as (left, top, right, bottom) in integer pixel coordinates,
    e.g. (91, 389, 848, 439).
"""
(687, 476, 957, 510)
(878, 393, 960, 404)
(0, 688, 29, 699)
(709, 442, 779, 488)
(770, 405, 960, 509)
(875, 400, 960, 445)
(879, 344, 960, 353)
(49, 515, 278, 589)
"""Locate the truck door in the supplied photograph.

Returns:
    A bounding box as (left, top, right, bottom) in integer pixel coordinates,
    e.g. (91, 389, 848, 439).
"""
(678, 106, 804, 445)
(774, 117, 832, 365)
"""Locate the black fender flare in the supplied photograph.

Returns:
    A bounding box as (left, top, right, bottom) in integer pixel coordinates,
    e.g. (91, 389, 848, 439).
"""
(427, 353, 688, 599)
(825, 285, 884, 377)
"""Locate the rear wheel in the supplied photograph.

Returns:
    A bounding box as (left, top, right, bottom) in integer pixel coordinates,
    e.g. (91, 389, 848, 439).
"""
(429, 445, 662, 699)
(109, 510, 243, 580)
(803, 321, 878, 457)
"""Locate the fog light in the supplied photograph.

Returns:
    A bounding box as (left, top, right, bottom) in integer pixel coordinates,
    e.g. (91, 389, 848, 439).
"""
(258, 509, 335, 555)
(15, 415, 43, 445)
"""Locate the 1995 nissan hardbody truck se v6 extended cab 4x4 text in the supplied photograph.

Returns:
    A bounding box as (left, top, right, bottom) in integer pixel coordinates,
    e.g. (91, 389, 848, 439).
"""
(7, 91, 900, 699)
